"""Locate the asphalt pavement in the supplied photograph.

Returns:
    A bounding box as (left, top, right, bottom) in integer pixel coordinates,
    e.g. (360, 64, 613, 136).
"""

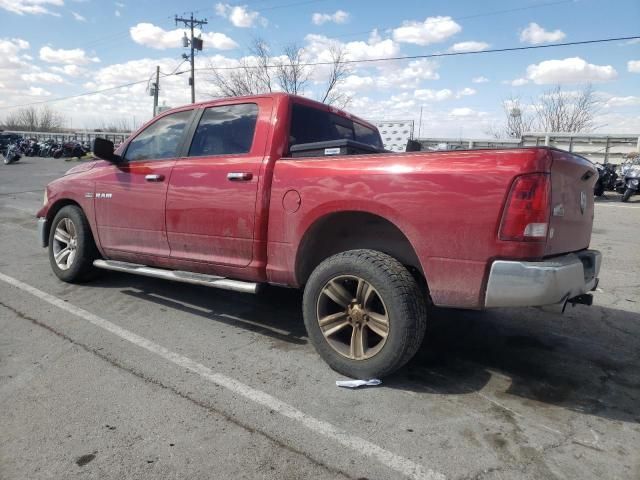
(1, 156, 639, 480)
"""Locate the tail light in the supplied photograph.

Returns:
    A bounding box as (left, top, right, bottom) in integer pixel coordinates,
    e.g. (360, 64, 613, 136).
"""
(499, 173, 551, 242)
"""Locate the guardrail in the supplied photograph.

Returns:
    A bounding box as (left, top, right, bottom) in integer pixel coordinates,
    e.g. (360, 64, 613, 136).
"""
(417, 133, 640, 164)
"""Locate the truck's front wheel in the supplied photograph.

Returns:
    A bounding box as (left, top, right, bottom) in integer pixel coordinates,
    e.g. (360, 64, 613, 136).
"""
(48, 205, 99, 282)
(303, 250, 427, 378)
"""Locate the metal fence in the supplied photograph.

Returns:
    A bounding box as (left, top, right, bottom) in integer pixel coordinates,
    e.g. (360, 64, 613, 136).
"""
(1, 130, 131, 145)
(417, 133, 640, 164)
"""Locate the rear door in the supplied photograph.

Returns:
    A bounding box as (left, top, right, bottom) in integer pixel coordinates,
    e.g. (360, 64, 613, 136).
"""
(165, 98, 272, 267)
(93, 109, 194, 258)
(545, 149, 597, 256)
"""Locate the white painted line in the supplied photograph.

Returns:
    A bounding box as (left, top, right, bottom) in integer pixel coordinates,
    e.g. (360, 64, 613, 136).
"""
(0, 271, 444, 480)
(595, 203, 640, 209)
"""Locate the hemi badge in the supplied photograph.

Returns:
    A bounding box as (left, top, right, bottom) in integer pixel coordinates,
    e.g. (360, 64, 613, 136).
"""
(85, 192, 94, 198)
(552, 204, 564, 217)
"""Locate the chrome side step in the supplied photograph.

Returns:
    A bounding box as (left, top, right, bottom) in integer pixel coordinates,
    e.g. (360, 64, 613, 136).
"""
(93, 260, 260, 294)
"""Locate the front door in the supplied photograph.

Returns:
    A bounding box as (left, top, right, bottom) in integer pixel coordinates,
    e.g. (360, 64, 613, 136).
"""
(94, 109, 194, 258)
(166, 99, 271, 267)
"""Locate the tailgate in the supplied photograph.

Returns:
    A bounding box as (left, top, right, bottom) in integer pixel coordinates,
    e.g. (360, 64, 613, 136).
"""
(545, 149, 597, 256)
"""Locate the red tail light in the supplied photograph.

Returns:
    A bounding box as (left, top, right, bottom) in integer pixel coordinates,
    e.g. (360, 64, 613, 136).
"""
(499, 173, 551, 242)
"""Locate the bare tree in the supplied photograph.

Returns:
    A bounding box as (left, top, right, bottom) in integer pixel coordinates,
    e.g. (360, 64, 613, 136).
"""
(489, 84, 598, 138)
(534, 84, 598, 133)
(486, 95, 535, 138)
(208, 39, 349, 106)
(1, 106, 65, 132)
(320, 45, 351, 108)
(275, 44, 309, 95)
(93, 118, 134, 133)
(210, 38, 273, 97)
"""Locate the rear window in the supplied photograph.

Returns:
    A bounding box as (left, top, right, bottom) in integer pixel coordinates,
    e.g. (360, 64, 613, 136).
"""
(289, 103, 383, 150)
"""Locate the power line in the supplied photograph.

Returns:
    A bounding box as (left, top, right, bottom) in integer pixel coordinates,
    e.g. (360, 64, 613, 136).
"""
(1, 34, 638, 111)
(195, 35, 640, 70)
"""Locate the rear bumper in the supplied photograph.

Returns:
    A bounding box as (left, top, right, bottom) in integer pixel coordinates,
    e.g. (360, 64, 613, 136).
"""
(484, 249, 601, 308)
(37, 217, 48, 248)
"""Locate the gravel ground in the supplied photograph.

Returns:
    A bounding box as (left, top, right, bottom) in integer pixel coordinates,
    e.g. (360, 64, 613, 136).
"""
(1, 156, 639, 480)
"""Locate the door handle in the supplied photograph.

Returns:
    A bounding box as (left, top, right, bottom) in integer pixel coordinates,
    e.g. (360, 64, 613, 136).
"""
(227, 172, 253, 181)
(145, 174, 165, 182)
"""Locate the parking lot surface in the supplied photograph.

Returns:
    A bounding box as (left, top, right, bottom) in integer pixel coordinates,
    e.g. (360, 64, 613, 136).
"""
(1, 157, 639, 480)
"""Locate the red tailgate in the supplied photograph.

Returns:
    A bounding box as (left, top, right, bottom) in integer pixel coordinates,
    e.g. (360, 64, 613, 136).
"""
(545, 149, 597, 256)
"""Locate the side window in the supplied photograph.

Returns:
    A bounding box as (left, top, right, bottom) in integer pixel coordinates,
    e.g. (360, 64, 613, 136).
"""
(189, 103, 258, 157)
(124, 110, 192, 162)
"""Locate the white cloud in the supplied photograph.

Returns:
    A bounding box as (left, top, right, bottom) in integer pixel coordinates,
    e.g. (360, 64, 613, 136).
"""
(21, 71, 64, 83)
(449, 41, 489, 53)
(628, 60, 640, 73)
(520, 22, 565, 45)
(456, 87, 476, 97)
(312, 10, 349, 25)
(526, 57, 617, 84)
(449, 107, 485, 117)
(26, 86, 51, 96)
(50, 64, 86, 76)
(115, 9, 120, 16)
(0, 37, 30, 69)
(0, 0, 63, 15)
(472, 76, 488, 83)
(511, 77, 528, 86)
(376, 59, 440, 89)
(414, 88, 453, 102)
(601, 95, 640, 108)
(392, 16, 461, 46)
(71, 11, 86, 21)
(215, 3, 263, 28)
(39, 46, 100, 65)
(304, 31, 399, 63)
(130, 23, 238, 50)
(340, 74, 374, 90)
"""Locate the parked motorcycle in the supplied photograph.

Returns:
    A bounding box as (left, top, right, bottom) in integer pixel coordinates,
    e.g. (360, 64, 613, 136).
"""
(2, 143, 21, 165)
(614, 157, 640, 202)
(593, 163, 618, 196)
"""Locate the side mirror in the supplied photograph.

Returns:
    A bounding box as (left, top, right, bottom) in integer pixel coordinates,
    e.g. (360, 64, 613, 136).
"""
(92, 137, 122, 163)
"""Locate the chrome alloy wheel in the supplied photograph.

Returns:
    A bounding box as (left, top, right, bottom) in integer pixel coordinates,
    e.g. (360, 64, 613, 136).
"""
(316, 275, 390, 360)
(52, 217, 78, 270)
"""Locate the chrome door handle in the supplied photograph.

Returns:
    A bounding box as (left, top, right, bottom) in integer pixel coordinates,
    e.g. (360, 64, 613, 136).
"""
(145, 174, 164, 182)
(227, 172, 253, 181)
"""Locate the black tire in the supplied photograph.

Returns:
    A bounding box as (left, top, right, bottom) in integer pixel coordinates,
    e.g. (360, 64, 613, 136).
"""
(48, 205, 99, 282)
(621, 188, 634, 202)
(303, 249, 427, 378)
(593, 183, 604, 197)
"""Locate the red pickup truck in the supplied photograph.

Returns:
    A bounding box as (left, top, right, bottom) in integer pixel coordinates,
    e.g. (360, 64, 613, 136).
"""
(37, 93, 601, 378)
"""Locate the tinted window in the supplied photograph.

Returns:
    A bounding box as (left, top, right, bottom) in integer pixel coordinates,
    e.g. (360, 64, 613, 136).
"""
(289, 103, 383, 150)
(189, 103, 258, 157)
(124, 110, 192, 162)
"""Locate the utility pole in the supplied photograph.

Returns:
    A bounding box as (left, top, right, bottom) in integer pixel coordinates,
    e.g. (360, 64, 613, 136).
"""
(151, 65, 159, 117)
(175, 13, 207, 104)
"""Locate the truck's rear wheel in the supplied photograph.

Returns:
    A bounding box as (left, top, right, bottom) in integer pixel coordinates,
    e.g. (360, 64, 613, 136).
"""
(48, 205, 99, 282)
(303, 250, 427, 378)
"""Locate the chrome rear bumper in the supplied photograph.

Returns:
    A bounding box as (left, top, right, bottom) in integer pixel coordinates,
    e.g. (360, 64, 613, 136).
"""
(484, 249, 601, 308)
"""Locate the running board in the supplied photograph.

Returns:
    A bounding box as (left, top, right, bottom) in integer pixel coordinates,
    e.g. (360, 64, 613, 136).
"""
(93, 260, 260, 294)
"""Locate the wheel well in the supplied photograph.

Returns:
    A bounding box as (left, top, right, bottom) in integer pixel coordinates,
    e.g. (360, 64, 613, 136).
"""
(44, 199, 81, 239)
(295, 211, 424, 286)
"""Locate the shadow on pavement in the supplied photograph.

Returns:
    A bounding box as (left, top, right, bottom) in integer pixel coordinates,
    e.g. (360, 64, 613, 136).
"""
(86, 271, 640, 425)
(388, 305, 640, 425)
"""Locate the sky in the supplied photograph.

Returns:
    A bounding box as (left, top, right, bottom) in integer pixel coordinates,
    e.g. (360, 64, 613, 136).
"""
(0, 0, 639, 137)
